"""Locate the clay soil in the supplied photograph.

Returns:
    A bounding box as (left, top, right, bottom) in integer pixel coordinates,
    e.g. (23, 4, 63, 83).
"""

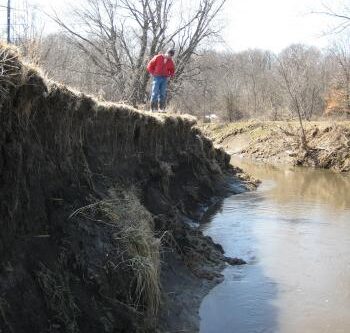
(201, 121, 350, 172)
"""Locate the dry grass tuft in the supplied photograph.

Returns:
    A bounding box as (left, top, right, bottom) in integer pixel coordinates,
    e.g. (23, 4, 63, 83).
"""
(0, 43, 23, 96)
(69, 187, 161, 318)
(101, 191, 161, 317)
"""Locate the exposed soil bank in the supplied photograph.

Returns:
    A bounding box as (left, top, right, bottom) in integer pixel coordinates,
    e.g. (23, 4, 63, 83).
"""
(0, 45, 254, 333)
(201, 121, 350, 172)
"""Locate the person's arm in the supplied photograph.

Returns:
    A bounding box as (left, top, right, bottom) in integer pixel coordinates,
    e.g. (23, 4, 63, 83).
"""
(169, 60, 175, 78)
(147, 55, 158, 75)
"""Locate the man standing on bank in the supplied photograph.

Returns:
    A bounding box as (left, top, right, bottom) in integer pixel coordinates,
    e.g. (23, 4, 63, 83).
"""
(147, 48, 175, 113)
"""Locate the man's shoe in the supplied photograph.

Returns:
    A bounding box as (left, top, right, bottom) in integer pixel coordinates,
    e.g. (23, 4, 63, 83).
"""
(150, 101, 158, 112)
(159, 101, 166, 113)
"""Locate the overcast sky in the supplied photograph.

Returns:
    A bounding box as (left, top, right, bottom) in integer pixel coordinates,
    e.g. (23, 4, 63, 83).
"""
(1, 0, 345, 53)
(222, 0, 335, 52)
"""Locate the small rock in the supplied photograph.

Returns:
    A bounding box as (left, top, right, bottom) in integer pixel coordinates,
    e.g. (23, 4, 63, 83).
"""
(224, 257, 246, 265)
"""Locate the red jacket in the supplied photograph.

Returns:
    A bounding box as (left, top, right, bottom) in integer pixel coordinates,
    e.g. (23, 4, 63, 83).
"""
(147, 54, 175, 77)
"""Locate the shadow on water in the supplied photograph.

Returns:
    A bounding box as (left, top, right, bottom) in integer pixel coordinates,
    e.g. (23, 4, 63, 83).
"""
(199, 189, 280, 333)
(200, 199, 225, 225)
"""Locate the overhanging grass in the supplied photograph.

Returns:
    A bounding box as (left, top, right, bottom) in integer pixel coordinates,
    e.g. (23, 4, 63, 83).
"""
(69, 187, 161, 318)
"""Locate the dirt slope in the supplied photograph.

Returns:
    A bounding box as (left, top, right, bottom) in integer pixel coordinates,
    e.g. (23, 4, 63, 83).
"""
(201, 121, 350, 172)
(0, 44, 254, 333)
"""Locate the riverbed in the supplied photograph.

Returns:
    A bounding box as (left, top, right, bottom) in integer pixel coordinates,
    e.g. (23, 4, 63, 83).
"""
(200, 158, 350, 333)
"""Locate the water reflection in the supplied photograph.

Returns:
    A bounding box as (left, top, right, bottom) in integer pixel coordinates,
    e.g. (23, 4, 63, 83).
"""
(233, 157, 350, 210)
(200, 159, 350, 333)
(201, 265, 279, 333)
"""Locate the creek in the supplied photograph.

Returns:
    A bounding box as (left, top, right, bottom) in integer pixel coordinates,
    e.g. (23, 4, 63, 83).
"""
(200, 158, 350, 333)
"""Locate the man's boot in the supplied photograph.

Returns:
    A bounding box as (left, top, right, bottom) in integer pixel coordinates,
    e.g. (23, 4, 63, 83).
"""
(150, 100, 158, 112)
(159, 100, 166, 113)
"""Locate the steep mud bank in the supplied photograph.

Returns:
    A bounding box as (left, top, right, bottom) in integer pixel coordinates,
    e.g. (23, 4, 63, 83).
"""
(0, 45, 254, 333)
(201, 121, 350, 172)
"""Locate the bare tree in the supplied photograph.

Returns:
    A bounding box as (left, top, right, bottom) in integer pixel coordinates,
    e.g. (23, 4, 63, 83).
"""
(6, 1, 44, 64)
(37, 34, 333, 122)
(329, 39, 350, 109)
(275, 47, 308, 148)
(170, 46, 327, 122)
(314, 2, 350, 34)
(48, 0, 226, 106)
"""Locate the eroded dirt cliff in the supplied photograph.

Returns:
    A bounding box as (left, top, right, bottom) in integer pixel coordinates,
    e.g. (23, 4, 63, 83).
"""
(0, 44, 253, 333)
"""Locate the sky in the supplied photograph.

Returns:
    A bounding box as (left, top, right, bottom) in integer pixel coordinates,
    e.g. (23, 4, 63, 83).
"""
(0, 0, 345, 53)
(221, 0, 335, 52)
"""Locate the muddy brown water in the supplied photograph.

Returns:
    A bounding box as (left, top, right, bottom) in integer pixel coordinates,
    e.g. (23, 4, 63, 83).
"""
(199, 157, 350, 333)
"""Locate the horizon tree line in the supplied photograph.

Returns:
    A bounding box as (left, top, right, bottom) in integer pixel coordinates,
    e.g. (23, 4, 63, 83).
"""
(5, 0, 350, 121)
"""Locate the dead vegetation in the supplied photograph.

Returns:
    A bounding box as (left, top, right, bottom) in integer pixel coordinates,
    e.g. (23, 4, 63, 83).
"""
(202, 121, 350, 172)
(70, 188, 161, 318)
(325, 87, 350, 117)
(0, 44, 23, 96)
